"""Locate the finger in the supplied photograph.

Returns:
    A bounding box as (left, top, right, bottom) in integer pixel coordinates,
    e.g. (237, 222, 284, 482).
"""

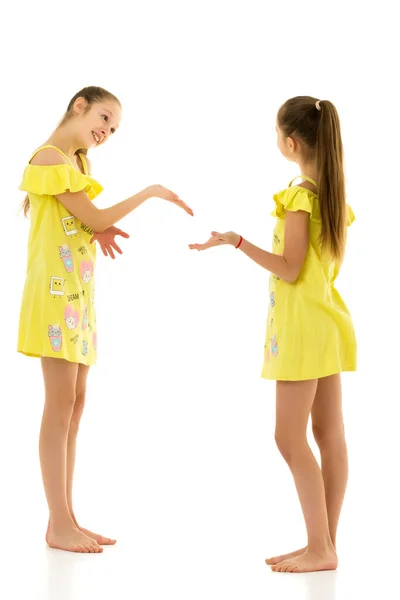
(176, 200, 194, 216)
(107, 245, 116, 260)
(100, 244, 108, 257)
(114, 229, 130, 239)
(111, 240, 123, 254)
(188, 240, 217, 250)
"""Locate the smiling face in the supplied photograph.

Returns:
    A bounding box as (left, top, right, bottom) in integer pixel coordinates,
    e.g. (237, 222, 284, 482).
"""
(73, 98, 122, 150)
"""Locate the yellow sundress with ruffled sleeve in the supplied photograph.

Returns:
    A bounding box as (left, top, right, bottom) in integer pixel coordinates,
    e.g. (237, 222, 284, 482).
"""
(261, 176, 357, 381)
(17, 145, 103, 365)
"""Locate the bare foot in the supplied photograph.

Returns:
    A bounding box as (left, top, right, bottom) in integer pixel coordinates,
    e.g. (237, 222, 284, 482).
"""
(50, 517, 117, 546)
(265, 547, 306, 565)
(46, 523, 103, 553)
(271, 549, 338, 573)
(78, 527, 116, 546)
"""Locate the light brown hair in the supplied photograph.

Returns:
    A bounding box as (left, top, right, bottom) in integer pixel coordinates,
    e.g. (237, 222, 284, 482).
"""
(277, 96, 346, 262)
(22, 86, 121, 216)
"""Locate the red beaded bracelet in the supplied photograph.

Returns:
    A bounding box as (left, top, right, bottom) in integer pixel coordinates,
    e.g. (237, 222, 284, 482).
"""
(235, 235, 243, 249)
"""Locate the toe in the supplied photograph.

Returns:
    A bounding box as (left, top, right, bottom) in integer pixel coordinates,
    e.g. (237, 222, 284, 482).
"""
(287, 565, 295, 573)
(266, 556, 281, 565)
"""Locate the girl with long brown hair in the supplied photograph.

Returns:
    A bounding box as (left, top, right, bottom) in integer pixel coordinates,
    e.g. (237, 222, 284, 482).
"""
(18, 86, 193, 553)
(189, 96, 356, 573)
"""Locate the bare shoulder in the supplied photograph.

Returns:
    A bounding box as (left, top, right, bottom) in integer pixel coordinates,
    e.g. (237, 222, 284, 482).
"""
(296, 180, 317, 194)
(29, 148, 69, 167)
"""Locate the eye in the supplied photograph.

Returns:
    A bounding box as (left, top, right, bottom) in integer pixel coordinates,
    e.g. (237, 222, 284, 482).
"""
(102, 114, 109, 122)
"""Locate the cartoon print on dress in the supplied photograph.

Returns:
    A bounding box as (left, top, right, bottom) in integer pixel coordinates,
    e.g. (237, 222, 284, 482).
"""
(265, 347, 270, 363)
(82, 305, 88, 330)
(64, 305, 80, 330)
(271, 335, 278, 357)
(48, 325, 62, 352)
(59, 244, 74, 272)
(270, 292, 275, 307)
(273, 234, 280, 247)
(49, 276, 65, 297)
(92, 332, 97, 352)
(80, 260, 93, 284)
(91, 283, 95, 305)
(62, 216, 78, 236)
(82, 339, 89, 356)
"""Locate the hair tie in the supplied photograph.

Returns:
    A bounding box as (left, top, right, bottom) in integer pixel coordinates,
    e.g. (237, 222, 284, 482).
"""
(315, 100, 322, 111)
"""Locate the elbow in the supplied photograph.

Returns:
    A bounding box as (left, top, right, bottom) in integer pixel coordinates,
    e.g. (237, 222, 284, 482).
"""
(284, 268, 302, 284)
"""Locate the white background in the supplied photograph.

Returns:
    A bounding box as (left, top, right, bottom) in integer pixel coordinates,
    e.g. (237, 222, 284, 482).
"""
(1, 1, 399, 598)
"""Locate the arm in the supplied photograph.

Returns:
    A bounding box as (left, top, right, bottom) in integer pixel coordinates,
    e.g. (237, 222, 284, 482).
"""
(56, 188, 151, 233)
(237, 211, 310, 283)
(30, 149, 192, 233)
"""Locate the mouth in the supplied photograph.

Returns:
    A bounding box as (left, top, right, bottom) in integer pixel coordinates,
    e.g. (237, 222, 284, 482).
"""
(92, 131, 101, 144)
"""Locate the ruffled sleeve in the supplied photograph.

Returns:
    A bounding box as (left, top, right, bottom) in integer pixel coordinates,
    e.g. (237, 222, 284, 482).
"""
(347, 205, 355, 226)
(272, 187, 316, 220)
(19, 164, 103, 200)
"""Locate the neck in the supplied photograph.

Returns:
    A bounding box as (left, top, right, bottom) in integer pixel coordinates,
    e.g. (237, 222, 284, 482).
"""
(46, 126, 83, 158)
(297, 159, 318, 183)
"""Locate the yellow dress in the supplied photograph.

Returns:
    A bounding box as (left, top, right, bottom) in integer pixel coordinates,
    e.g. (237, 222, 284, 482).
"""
(18, 145, 103, 366)
(261, 176, 357, 381)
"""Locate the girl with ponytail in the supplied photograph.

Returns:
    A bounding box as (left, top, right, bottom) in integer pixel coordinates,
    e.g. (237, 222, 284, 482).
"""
(189, 96, 356, 573)
(18, 86, 193, 554)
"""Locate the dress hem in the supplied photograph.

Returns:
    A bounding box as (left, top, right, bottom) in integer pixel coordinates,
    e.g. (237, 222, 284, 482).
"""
(17, 349, 96, 367)
(260, 366, 356, 382)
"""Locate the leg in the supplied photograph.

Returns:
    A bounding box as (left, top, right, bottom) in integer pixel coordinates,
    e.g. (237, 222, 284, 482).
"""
(311, 374, 348, 547)
(270, 380, 337, 573)
(40, 358, 101, 553)
(266, 374, 347, 564)
(66, 364, 116, 545)
(66, 363, 89, 522)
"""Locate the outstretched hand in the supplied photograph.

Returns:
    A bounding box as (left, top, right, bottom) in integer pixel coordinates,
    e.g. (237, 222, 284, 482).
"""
(149, 184, 194, 217)
(90, 226, 130, 259)
(189, 231, 240, 251)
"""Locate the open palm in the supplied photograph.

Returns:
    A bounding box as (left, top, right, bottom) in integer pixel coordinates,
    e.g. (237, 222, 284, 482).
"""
(189, 231, 239, 251)
(90, 226, 130, 259)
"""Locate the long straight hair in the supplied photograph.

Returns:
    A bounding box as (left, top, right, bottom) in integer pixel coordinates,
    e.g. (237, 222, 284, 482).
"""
(277, 96, 346, 262)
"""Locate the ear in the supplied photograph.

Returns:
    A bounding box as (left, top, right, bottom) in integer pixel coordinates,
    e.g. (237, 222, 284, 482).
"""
(73, 96, 88, 115)
(287, 136, 296, 153)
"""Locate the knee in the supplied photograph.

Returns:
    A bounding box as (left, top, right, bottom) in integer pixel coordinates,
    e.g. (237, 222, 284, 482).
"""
(44, 387, 76, 428)
(70, 390, 86, 429)
(274, 428, 306, 464)
(312, 422, 345, 449)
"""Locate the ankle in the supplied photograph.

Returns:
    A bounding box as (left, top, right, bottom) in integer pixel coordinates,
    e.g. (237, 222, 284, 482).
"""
(49, 515, 76, 531)
(307, 537, 336, 555)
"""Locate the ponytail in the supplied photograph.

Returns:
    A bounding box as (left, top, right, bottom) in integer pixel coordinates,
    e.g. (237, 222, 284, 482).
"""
(316, 101, 346, 262)
(277, 96, 347, 262)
